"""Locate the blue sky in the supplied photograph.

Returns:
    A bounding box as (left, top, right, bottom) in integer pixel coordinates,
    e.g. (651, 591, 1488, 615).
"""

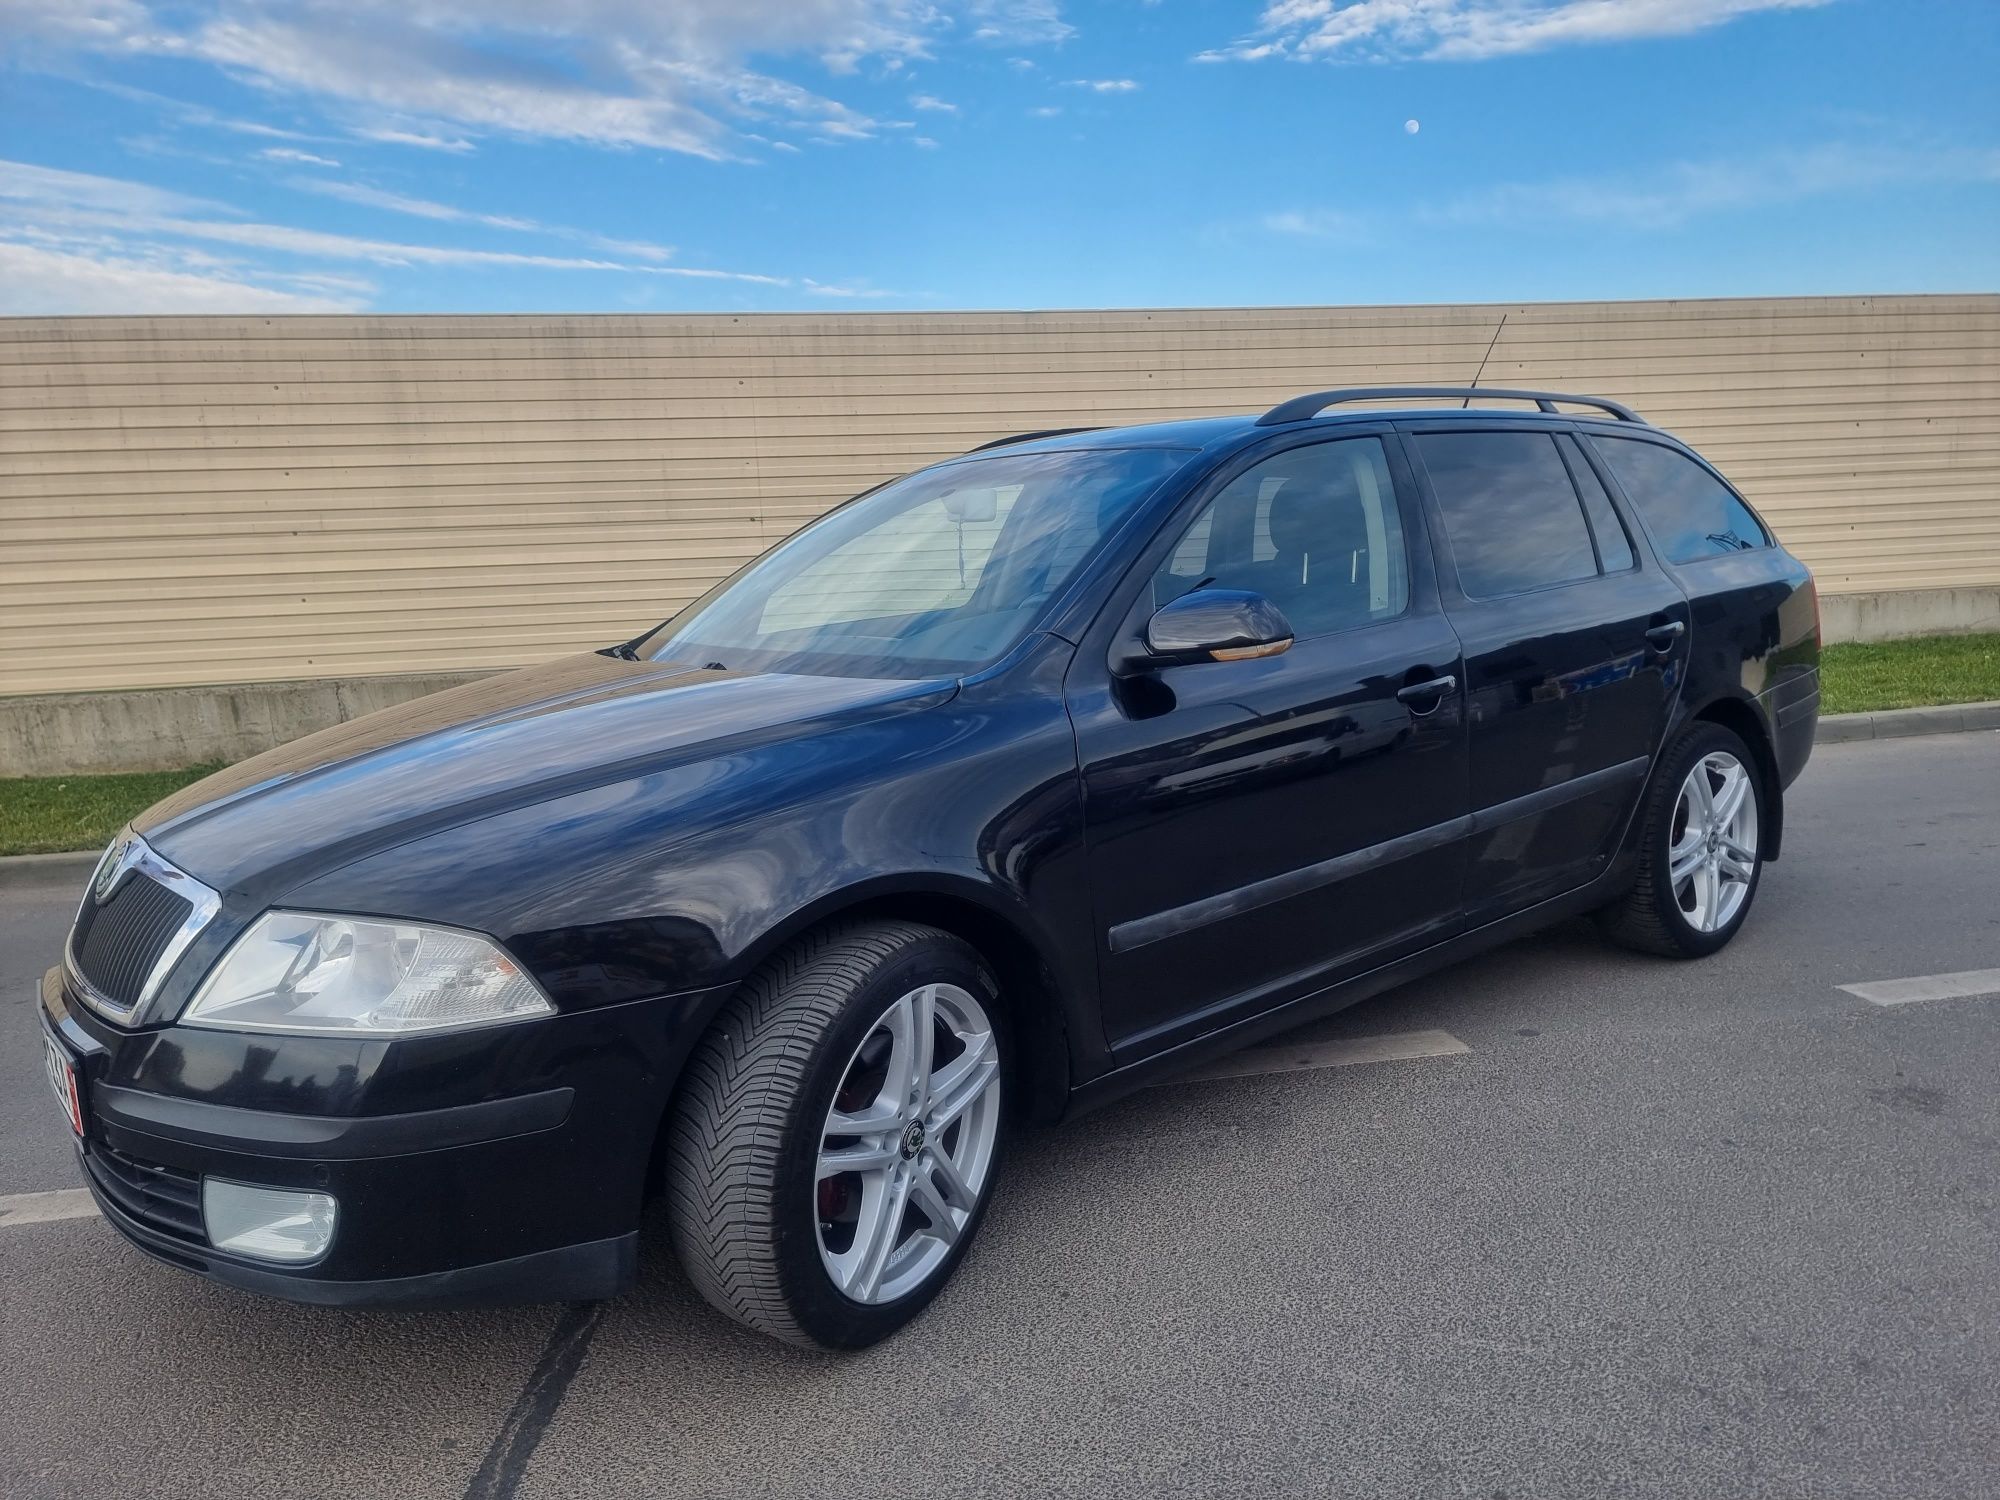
(0, 0, 1994, 313)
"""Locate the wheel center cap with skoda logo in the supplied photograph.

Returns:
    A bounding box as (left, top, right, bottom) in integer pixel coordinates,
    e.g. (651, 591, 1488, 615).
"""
(900, 1120, 925, 1160)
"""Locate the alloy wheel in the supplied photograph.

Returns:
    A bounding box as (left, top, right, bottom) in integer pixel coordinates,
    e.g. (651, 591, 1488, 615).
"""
(1669, 750, 1759, 933)
(815, 982, 1002, 1305)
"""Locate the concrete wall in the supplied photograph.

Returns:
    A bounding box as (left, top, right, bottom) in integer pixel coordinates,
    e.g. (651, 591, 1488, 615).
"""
(4, 296, 1996, 702)
(0, 672, 489, 776)
(2, 297, 1997, 772)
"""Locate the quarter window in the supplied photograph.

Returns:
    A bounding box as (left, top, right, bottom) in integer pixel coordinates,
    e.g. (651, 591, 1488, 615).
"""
(1151, 437, 1409, 639)
(1557, 434, 1636, 572)
(1418, 431, 1598, 599)
(1591, 435, 1769, 564)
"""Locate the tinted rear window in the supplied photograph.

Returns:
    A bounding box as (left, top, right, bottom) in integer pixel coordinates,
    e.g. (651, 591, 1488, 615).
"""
(1591, 435, 1769, 564)
(1417, 431, 1598, 599)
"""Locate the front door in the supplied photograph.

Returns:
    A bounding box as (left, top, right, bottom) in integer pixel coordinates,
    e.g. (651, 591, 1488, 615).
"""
(1407, 424, 1689, 923)
(1064, 431, 1471, 1058)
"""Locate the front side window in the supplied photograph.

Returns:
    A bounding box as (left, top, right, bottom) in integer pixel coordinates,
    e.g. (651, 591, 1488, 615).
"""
(1591, 434, 1770, 564)
(1150, 437, 1409, 639)
(1418, 431, 1599, 599)
(639, 447, 1191, 677)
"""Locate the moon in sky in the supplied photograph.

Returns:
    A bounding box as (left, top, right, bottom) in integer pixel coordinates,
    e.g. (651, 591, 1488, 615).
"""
(1404, 119, 1421, 135)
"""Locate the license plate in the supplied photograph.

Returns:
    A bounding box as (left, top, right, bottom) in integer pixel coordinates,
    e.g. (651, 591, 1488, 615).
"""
(44, 1034, 84, 1136)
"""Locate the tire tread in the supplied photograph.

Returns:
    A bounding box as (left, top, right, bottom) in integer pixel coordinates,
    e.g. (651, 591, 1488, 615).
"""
(664, 920, 946, 1347)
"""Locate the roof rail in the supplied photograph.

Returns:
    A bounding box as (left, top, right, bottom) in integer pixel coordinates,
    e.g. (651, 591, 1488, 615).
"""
(1254, 386, 1645, 427)
(965, 426, 1103, 453)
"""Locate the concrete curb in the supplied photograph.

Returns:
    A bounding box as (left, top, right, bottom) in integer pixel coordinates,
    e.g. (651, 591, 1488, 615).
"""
(1816, 699, 2000, 744)
(0, 849, 97, 894)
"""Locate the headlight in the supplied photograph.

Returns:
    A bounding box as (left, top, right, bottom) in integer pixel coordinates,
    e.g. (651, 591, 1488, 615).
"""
(182, 911, 555, 1037)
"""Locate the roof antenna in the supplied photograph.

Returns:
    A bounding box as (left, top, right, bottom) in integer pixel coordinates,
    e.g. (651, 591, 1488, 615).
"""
(1463, 312, 1508, 408)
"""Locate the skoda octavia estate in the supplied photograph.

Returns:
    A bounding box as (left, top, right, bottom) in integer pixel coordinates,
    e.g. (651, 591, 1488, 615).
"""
(41, 386, 1819, 1348)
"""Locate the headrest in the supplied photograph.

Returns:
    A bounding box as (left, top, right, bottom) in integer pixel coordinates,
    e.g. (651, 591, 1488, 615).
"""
(1267, 481, 1370, 557)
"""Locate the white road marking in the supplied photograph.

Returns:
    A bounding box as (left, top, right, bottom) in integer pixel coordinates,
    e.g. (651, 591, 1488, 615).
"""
(1839, 968, 2000, 1008)
(1178, 1028, 1470, 1084)
(0, 1187, 99, 1228)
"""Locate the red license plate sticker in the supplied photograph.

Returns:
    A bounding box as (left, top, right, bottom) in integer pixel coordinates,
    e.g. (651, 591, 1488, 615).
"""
(44, 1035, 84, 1136)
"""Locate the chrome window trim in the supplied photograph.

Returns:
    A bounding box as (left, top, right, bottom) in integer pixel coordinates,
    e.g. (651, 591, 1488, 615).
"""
(65, 829, 222, 1027)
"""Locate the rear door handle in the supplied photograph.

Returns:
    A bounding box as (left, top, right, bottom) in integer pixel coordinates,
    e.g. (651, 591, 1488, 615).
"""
(1645, 620, 1685, 652)
(1396, 675, 1457, 713)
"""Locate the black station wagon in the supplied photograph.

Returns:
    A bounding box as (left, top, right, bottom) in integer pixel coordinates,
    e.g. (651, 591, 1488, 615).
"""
(41, 386, 1820, 1348)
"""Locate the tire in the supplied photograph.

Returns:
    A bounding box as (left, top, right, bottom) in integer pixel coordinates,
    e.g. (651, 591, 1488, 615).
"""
(1598, 721, 1767, 959)
(664, 921, 1007, 1349)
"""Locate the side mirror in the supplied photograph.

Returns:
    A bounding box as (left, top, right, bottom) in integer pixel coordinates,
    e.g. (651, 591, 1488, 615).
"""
(1134, 588, 1294, 670)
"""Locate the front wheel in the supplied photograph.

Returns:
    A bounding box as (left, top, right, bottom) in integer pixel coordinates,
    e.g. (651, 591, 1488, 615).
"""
(1599, 723, 1766, 958)
(664, 921, 1006, 1349)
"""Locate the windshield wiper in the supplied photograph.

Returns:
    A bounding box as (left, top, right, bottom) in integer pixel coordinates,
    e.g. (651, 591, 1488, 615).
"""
(601, 641, 641, 661)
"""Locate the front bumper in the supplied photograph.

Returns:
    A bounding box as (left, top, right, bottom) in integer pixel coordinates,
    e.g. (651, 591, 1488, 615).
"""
(42, 964, 729, 1307)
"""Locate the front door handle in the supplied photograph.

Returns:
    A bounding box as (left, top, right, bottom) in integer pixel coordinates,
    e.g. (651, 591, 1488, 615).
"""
(1396, 675, 1457, 714)
(1645, 620, 1686, 652)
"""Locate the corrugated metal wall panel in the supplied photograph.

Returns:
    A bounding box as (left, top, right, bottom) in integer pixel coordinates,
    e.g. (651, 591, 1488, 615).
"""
(3, 295, 1996, 694)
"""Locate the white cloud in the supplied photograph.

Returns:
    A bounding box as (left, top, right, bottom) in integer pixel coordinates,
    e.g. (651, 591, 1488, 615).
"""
(0, 240, 364, 313)
(914, 135, 940, 148)
(10, 2, 1075, 160)
(910, 93, 958, 112)
(1261, 208, 1370, 241)
(0, 155, 792, 316)
(350, 126, 476, 154)
(1428, 142, 2000, 229)
(803, 278, 899, 298)
(1064, 77, 1139, 92)
(1200, 0, 1839, 64)
(292, 176, 678, 260)
(259, 146, 340, 166)
(1029, 105, 1063, 117)
(967, 0, 1073, 44)
(0, 0, 150, 48)
(293, 179, 536, 231)
(0, 157, 228, 217)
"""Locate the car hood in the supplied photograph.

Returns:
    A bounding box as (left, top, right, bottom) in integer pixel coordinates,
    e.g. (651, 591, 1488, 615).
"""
(136, 652, 958, 897)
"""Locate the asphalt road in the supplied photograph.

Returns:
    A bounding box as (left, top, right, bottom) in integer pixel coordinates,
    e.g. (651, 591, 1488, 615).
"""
(3, 732, 1996, 1499)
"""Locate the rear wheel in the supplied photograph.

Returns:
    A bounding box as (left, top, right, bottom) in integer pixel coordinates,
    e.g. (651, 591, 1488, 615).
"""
(665, 921, 1005, 1349)
(1599, 722, 1765, 958)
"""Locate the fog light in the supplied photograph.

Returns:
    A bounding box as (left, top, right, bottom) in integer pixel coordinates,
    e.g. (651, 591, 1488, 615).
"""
(202, 1179, 338, 1264)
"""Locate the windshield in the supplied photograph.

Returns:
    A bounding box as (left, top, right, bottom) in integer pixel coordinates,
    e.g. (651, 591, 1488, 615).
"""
(636, 447, 1192, 678)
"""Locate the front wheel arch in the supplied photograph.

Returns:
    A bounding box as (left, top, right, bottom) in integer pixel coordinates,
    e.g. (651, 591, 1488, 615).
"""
(717, 878, 1079, 1124)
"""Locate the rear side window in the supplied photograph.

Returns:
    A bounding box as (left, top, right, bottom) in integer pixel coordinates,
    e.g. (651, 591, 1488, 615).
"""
(1557, 434, 1635, 572)
(1417, 431, 1598, 599)
(1592, 435, 1769, 563)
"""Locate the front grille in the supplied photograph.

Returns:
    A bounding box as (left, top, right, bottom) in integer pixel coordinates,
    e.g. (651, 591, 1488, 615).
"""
(85, 1143, 204, 1243)
(71, 873, 193, 1011)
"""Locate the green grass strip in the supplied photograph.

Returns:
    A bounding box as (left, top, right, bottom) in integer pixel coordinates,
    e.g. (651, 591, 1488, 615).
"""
(0, 764, 222, 858)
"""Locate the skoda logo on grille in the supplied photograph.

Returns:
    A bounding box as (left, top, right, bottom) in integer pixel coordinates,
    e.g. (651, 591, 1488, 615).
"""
(92, 828, 144, 906)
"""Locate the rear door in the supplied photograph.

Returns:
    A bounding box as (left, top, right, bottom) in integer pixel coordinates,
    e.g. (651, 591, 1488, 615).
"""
(1406, 423, 1688, 924)
(1064, 430, 1470, 1057)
